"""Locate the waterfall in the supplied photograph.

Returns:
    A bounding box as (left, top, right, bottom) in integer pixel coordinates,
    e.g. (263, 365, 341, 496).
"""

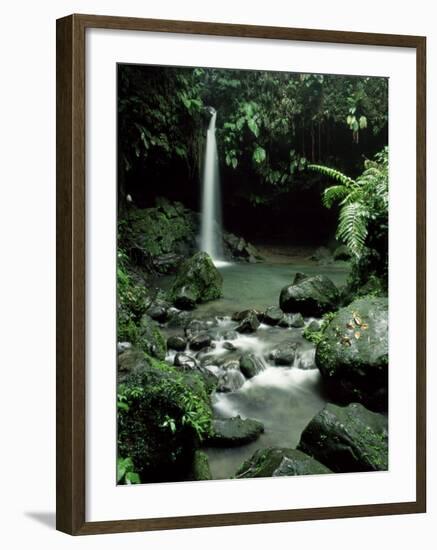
(200, 108, 225, 264)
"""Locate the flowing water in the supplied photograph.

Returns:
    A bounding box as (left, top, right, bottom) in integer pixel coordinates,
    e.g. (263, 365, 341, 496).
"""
(200, 108, 224, 263)
(160, 261, 350, 480)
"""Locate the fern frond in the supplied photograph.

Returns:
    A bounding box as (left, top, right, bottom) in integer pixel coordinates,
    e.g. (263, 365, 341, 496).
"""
(336, 202, 368, 258)
(322, 185, 349, 208)
(308, 164, 355, 187)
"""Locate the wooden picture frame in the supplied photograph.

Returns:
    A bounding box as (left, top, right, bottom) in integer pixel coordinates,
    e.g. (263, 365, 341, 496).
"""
(56, 13, 426, 535)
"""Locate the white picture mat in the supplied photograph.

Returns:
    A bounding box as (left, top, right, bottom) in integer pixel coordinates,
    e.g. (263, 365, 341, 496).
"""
(85, 28, 417, 522)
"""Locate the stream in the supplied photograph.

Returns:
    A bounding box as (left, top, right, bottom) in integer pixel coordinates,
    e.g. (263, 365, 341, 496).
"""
(159, 260, 349, 480)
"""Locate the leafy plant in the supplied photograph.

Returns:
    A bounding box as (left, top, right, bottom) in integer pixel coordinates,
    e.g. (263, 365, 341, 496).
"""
(117, 457, 141, 485)
(308, 147, 388, 259)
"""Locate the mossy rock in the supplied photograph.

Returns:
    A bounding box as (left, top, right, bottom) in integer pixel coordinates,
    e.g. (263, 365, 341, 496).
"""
(206, 416, 264, 447)
(137, 314, 167, 360)
(316, 296, 388, 410)
(118, 356, 212, 483)
(121, 201, 198, 272)
(235, 447, 332, 478)
(170, 252, 223, 309)
(298, 402, 388, 473)
(279, 275, 340, 316)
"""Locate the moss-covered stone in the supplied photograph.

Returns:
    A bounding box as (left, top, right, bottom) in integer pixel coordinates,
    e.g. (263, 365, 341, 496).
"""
(279, 274, 340, 316)
(298, 402, 388, 473)
(118, 356, 212, 483)
(315, 296, 388, 410)
(170, 252, 223, 308)
(120, 200, 199, 273)
(206, 416, 264, 447)
(235, 447, 332, 478)
(137, 314, 167, 360)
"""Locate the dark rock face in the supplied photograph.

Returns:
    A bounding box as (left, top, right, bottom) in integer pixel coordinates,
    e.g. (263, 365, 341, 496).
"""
(121, 200, 198, 274)
(147, 301, 171, 323)
(235, 447, 332, 478)
(117, 347, 148, 382)
(170, 252, 223, 309)
(167, 335, 187, 352)
(207, 416, 264, 447)
(280, 274, 340, 316)
(190, 333, 212, 351)
(298, 403, 388, 473)
(236, 311, 260, 333)
(223, 232, 263, 263)
(239, 353, 265, 378)
(137, 314, 167, 360)
(316, 296, 388, 410)
(269, 343, 298, 366)
(231, 309, 262, 322)
(262, 306, 284, 326)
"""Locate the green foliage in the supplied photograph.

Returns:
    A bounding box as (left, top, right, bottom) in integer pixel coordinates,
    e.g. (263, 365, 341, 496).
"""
(117, 457, 141, 485)
(303, 312, 336, 344)
(309, 147, 388, 260)
(117, 357, 212, 481)
(117, 247, 149, 342)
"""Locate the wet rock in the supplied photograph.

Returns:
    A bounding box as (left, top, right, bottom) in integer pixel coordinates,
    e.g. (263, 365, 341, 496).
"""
(117, 347, 148, 382)
(280, 274, 340, 316)
(216, 369, 246, 393)
(292, 272, 309, 285)
(306, 320, 320, 333)
(190, 333, 212, 351)
(315, 296, 388, 410)
(223, 330, 239, 341)
(236, 311, 260, 333)
(240, 353, 265, 378)
(232, 309, 262, 322)
(235, 447, 332, 478)
(278, 312, 305, 328)
(152, 252, 183, 274)
(207, 416, 264, 447)
(170, 252, 223, 308)
(262, 306, 284, 326)
(166, 310, 192, 328)
(298, 402, 388, 473)
(224, 232, 263, 263)
(223, 341, 237, 351)
(269, 343, 297, 366)
(147, 302, 170, 323)
(167, 335, 187, 352)
(174, 353, 199, 370)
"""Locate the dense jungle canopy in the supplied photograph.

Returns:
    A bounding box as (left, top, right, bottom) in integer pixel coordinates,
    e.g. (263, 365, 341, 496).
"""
(118, 64, 388, 243)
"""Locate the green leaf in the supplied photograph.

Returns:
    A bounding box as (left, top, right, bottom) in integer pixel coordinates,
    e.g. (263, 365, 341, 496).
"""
(231, 157, 238, 169)
(125, 472, 141, 485)
(359, 115, 368, 129)
(253, 146, 266, 164)
(247, 118, 259, 138)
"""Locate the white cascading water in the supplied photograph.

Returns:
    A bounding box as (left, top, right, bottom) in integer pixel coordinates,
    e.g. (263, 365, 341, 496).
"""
(200, 108, 225, 264)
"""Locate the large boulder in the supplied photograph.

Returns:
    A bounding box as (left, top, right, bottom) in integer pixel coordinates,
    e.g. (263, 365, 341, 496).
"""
(170, 252, 223, 309)
(298, 403, 388, 473)
(315, 296, 388, 410)
(262, 306, 284, 326)
(207, 416, 264, 447)
(223, 232, 263, 263)
(117, 356, 212, 483)
(279, 274, 340, 316)
(235, 447, 332, 478)
(191, 450, 212, 481)
(268, 343, 297, 366)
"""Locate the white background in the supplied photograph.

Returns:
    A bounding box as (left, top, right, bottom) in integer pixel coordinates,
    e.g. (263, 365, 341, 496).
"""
(0, 0, 435, 547)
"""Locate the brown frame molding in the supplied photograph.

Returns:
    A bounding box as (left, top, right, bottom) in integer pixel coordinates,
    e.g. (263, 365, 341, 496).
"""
(56, 13, 426, 535)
